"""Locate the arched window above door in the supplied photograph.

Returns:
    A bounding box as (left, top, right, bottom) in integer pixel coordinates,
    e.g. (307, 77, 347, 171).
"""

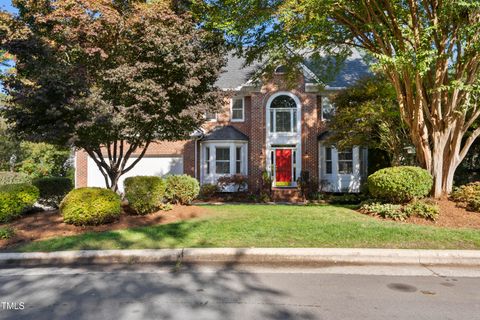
(268, 94, 298, 133)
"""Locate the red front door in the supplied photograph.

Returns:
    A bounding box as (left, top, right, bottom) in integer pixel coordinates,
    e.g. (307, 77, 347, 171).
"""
(275, 149, 292, 184)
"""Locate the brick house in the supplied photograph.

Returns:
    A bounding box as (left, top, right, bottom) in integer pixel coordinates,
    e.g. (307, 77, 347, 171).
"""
(75, 50, 370, 198)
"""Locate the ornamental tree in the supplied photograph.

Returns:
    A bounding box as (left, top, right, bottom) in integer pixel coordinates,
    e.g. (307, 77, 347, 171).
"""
(1, 0, 225, 191)
(198, 0, 480, 197)
(327, 75, 411, 166)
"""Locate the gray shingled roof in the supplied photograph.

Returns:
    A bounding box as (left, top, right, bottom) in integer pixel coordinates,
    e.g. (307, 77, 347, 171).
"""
(215, 49, 372, 90)
(215, 52, 260, 89)
(202, 125, 249, 141)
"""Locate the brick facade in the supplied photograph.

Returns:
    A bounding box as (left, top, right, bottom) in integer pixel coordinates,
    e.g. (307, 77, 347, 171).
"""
(75, 73, 326, 193)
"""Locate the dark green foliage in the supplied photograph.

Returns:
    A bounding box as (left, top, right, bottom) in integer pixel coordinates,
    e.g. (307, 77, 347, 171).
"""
(403, 200, 439, 221)
(165, 175, 200, 205)
(32, 176, 73, 208)
(328, 194, 366, 205)
(60, 188, 121, 226)
(0, 183, 39, 222)
(451, 182, 480, 213)
(17, 142, 71, 179)
(0, 171, 31, 186)
(199, 183, 219, 199)
(328, 76, 412, 166)
(0, 226, 15, 240)
(124, 176, 166, 215)
(368, 166, 433, 203)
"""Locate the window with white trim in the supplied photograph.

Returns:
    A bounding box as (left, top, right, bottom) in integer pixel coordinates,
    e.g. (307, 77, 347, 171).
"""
(269, 95, 297, 133)
(321, 96, 335, 121)
(338, 148, 353, 174)
(235, 147, 242, 174)
(205, 147, 210, 174)
(205, 111, 217, 121)
(202, 142, 248, 183)
(215, 147, 230, 174)
(325, 147, 333, 174)
(231, 97, 244, 121)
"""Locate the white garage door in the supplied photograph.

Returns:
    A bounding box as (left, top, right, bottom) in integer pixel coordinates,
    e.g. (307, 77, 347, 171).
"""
(87, 156, 183, 192)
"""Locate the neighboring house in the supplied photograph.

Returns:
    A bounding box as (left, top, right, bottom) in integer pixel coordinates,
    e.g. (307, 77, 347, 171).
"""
(75, 50, 371, 198)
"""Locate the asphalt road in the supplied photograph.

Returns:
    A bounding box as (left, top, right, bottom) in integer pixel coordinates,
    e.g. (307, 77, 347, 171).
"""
(0, 264, 479, 320)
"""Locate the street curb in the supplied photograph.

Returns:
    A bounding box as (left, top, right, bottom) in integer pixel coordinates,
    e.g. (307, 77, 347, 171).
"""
(1, 248, 480, 267)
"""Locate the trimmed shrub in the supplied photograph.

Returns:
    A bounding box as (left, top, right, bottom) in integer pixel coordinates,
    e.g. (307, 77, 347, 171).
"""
(124, 176, 166, 215)
(0, 183, 39, 222)
(60, 188, 121, 226)
(467, 197, 480, 212)
(367, 166, 433, 203)
(451, 182, 480, 213)
(199, 183, 219, 199)
(403, 199, 439, 221)
(165, 175, 200, 205)
(0, 171, 31, 186)
(451, 181, 480, 202)
(360, 202, 406, 221)
(32, 177, 73, 208)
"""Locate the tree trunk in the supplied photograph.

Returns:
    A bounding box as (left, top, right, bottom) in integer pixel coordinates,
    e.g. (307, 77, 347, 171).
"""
(426, 131, 460, 198)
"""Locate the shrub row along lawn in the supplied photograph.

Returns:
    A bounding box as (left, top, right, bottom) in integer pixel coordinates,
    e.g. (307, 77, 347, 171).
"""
(18, 204, 480, 252)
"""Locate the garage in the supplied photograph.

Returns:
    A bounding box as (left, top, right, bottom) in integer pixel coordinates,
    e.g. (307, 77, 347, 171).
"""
(87, 155, 184, 192)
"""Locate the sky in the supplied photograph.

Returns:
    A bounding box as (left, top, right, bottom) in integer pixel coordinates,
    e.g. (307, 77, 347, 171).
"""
(0, 0, 16, 13)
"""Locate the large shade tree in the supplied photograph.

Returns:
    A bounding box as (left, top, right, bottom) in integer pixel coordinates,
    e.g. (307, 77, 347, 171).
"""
(1, 0, 225, 191)
(198, 0, 480, 197)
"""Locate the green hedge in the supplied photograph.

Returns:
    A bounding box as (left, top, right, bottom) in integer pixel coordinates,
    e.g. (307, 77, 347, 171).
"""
(124, 176, 166, 215)
(0, 183, 39, 222)
(165, 175, 200, 205)
(0, 172, 31, 186)
(60, 188, 121, 226)
(368, 166, 433, 203)
(33, 177, 73, 208)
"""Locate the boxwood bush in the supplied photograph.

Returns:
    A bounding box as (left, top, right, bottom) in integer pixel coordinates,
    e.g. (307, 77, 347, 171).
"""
(124, 176, 166, 215)
(32, 177, 73, 208)
(0, 171, 31, 186)
(60, 188, 121, 226)
(0, 183, 39, 222)
(368, 166, 433, 203)
(165, 175, 200, 205)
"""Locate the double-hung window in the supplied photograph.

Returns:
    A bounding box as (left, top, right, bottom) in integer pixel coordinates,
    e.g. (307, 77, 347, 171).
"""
(231, 97, 244, 121)
(235, 147, 242, 174)
(215, 147, 230, 174)
(325, 147, 333, 174)
(205, 111, 217, 122)
(269, 95, 297, 133)
(338, 148, 353, 174)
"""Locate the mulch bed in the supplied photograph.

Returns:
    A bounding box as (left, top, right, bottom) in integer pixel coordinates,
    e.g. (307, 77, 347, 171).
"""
(362, 198, 480, 229)
(0, 205, 211, 250)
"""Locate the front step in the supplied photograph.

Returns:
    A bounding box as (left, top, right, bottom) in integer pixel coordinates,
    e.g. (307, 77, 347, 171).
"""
(271, 188, 304, 203)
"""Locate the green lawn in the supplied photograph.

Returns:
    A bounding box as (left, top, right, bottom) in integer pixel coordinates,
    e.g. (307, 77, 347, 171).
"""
(17, 204, 480, 252)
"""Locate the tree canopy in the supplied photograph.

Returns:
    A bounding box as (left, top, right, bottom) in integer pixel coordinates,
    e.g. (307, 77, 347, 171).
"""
(327, 75, 411, 166)
(1, 0, 226, 191)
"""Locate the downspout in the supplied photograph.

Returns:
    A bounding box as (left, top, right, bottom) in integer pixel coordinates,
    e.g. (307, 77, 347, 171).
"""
(191, 130, 204, 181)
